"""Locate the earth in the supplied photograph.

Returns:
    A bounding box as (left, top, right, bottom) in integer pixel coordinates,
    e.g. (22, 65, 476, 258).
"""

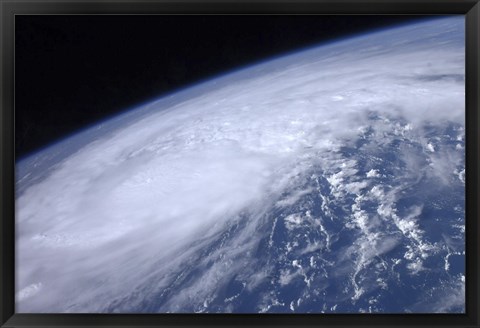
(15, 16, 465, 313)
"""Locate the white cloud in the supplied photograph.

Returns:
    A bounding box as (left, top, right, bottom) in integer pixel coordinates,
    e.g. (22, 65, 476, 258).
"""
(284, 213, 303, 230)
(407, 258, 425, 275)
(16, 283, 42, 302)
(426, 143, 435, 152)
(276, 187, 313, 208)
(366, 169, 380, 178)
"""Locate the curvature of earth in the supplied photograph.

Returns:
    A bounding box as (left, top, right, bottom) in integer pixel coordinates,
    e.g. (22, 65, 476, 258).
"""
(16, 16, 465, 313)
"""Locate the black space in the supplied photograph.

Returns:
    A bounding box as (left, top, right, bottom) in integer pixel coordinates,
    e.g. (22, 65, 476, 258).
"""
(15, 15, 432, 159)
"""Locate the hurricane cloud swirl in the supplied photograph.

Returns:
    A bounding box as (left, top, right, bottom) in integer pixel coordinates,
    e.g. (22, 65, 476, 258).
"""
(16, 16, 465, 313)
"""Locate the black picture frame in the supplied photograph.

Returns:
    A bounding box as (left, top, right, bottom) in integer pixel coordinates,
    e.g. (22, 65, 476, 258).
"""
(1, 1, 479, 327)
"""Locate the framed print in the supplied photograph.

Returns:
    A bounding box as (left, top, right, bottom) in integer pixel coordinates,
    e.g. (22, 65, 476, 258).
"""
(1, 1, 479, 327)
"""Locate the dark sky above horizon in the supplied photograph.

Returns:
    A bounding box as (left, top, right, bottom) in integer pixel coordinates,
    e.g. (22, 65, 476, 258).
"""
(15, 15, 434, 159)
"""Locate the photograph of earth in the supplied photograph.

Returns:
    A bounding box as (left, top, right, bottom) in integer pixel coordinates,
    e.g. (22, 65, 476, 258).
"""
(15, 15, 465, 313)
